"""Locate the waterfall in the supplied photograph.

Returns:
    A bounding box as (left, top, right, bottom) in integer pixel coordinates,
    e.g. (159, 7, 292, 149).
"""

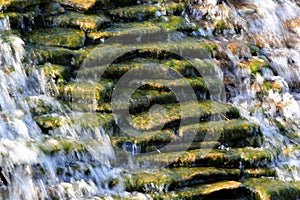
(0, 17, 120, 199)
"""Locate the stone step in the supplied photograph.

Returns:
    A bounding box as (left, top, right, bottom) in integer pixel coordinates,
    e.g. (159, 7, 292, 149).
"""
(87, 16, 197, 43)
(135, 147, 275, 168)
(122, 167, 276, 193)
(68, 89, 178, 112)
(26, 44, 74, 65)
(46, 11, 110, 32)
(108, 3, 185, 22)
(75, 37, 217, 69)
(179, 119, 263, 147)
(55, 0, 137, 11)
(111, 119, 263, 153)
(24, 28, 86, 49)
(151, 180, 247, 200)
(241, 178, 300, 200)
(77, 58, 217, 79)
(128, 101, 240, 131)
(34, 112, 114, 132)
(60, 79, 114, 104)
(1, 0, 49, 9)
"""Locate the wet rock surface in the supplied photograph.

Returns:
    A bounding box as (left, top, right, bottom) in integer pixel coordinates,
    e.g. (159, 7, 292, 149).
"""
(1, 0, 300, 199)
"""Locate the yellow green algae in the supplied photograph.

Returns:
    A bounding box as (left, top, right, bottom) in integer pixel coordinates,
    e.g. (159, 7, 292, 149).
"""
(46, 11, 110, 32)
(241, 178, 300, 200)
(130, 101, 239, 131)
(136, 147, 275, 168)
(0, 0, 49, 9)
(179, 119, 263, 147)
(238, 56, 269, 75)
(25, 44, 74, 65)
(108, 3, 184, 21)
(24, 28, 86, 49)
(60, 79, 114, 104)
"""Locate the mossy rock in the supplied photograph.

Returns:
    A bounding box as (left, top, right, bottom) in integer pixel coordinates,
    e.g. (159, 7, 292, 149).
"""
(26, 96, 66, 115)
(34, 114, 63, 131)
(69, 88, 176, 113)
(238, 56, 269, 74)
(123, 167, 275, 193)
(0, 0, 49, 9)
(46, 11, 110, 32)
(60, 79, 114, 104)
(54, 0, 136, 11)
(25, 44, 74, 65)
(179, 119, 263, 147)
(69, 112, 114, 129)
(241, 178, 300, 200)
(78, 38, 217, 70)
(54, 0, 97, 11)
(39, 63, 70, 84)
(129, 77, 207, 91)
(87, 21, 162, 42)
(136, 147, 275, 168)
(156, 15, 198, 32)
(24, 28, 86, 49)
(264, 80, 282, 93)
(78, 58, 214, 79)
(152, 180, 243, 199)
(4, 11, 39, 29)
(37, 137, 87, 155)
(108, 3, 184, 21)
(129, 101, 239, 131)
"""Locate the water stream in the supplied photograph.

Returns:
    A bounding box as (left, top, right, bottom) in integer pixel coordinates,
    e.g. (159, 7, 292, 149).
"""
(0, 0, 300, 199)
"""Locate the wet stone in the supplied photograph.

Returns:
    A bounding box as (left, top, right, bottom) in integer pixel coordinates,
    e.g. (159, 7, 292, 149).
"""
(54, 0, 98, 11)
(136, 147, 275, 168)
(24, 28, 86, 49)
(242, 178, 300, 200)
(25, 44, 74, 65)
(108, 3, 185, 21)
(129, 101, 240, 131)
(0, 0, 49, 9)
(46, 11, 110, 32)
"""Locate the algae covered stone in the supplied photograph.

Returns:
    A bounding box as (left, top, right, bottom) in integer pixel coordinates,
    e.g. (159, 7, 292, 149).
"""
(24, 28, 85, 49)
(46, 11, 110, 32)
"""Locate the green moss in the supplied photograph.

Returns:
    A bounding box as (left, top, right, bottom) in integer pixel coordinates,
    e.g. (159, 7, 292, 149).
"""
(55, 0, 97, 11)
(34, 114, 63, 130)
(46, 11, 110, 32)
(25, 44, 74, 65)
(24, 28, 86, 49)
(38, 138, 87, 155)
(264, 81, 282, 93)
(137, 147, 275, 168)
(179, 119, 262, 147)
(108, 3, 184, 21)
(238, 57, 269, 75)
(39, 63, 70, 84)
(130, 101, 240, 131)
(60, 79, 114, 104)
(4, 11, 38, 28)
(152, 180, 242, 199)
(0, 0, 49, 9)
(156, 16, 197, 31)
(69, 112, 114, 129)
(242, 178, 300, 200)
(87, 21, 161, 42)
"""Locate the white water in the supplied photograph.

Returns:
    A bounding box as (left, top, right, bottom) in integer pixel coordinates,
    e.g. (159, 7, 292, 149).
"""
(199, 0, 300, 181)
(0, 17, 120, 199)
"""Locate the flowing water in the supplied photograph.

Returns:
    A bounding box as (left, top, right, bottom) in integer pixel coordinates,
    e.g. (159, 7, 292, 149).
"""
(0, 0, 300, 199)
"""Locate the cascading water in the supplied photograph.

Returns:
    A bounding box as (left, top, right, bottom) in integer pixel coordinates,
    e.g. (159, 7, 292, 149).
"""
(1, 0, 300, 198)
(0, 16, 121, 199)
(195, 0, 300, 181)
